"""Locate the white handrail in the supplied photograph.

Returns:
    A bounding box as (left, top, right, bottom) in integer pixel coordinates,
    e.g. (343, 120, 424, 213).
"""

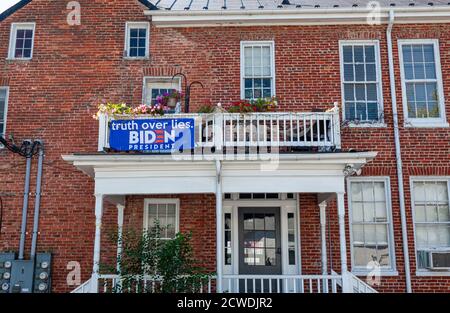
(332, 270, 378, 293)
(71, 278, 93, 293)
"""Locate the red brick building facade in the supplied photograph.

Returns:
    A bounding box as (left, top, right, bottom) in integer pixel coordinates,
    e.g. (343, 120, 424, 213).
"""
(0, 0, 449, 293)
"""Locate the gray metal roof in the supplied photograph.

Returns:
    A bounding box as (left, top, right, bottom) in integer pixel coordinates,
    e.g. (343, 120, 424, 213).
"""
(149, 0, 450, 11)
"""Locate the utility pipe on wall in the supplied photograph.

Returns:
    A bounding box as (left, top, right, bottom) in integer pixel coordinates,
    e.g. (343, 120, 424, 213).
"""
(386, 10, 412, 293)
(31, 141, 44, 258)
(18, 140, 33, 260)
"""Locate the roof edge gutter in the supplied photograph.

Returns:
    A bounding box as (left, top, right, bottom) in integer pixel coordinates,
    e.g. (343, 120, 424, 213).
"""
(145, 6, 450, 16)
(387, 9, 412, 293)
(144, 6, 450, 27)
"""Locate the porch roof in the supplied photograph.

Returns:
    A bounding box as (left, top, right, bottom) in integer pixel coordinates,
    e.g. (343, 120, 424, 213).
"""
(62, 151, 376, 195)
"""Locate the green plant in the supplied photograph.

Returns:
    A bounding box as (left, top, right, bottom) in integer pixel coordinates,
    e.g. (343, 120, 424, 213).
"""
(225, 97, 278, 113)
(104, 222, 211, 293)
(196, 104, 215, 113)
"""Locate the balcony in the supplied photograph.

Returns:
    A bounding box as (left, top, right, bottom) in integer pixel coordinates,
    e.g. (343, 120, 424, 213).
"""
(97, 103, 341, 153)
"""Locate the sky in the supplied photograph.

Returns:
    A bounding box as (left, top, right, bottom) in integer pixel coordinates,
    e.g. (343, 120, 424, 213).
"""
(0, 0, 20, 14)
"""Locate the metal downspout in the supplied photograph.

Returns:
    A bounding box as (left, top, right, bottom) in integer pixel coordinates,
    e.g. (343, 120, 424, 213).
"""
(215, 160, 223, 292)
(387, 10, 412, 293)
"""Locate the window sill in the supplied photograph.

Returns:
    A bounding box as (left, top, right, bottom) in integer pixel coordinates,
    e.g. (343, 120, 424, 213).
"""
(6, 58, 32, 61)
(415, 270, 450, 277)
(351, 270, 399, 277)
(123, 57, 150, 61)
(404, 121, 449, 128)
(345, 122, 387, 128)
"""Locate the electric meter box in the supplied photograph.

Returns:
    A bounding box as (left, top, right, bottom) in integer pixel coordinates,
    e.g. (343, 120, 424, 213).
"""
(0, 253, 16, 293)
(33, 253, 52, 293)
(10, 259, 35, 293)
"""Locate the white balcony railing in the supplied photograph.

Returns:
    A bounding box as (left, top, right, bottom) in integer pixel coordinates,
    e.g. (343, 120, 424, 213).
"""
(72, 274, 342, 294)
(97, 104, 341, 153)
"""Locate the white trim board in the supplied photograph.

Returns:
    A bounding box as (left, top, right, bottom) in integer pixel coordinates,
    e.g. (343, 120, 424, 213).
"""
(62, 153, 377, 195)
(145, 7, 450, 27)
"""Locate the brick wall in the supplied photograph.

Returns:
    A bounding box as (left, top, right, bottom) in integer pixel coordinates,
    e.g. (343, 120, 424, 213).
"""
(0, 0, 448, 292)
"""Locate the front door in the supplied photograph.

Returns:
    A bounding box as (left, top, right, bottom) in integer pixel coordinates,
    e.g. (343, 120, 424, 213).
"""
(238, 207, 282, 292)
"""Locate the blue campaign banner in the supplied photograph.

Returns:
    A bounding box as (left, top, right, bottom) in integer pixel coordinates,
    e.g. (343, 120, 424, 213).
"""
(109, 118, 195, 152)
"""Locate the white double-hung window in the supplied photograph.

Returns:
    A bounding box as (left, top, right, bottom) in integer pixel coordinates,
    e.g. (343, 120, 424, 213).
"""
(399, 40, 447, 127)
(125, 22, 150, 59)
(8, 23, 36, 60)
(241, 41, 275, 100)
(0, 87, 8, 138)
(144, 199, 179, 240)
(411, 179, 450, 272)
(348, 178, 396, 273)
(339, 41, 383, 123)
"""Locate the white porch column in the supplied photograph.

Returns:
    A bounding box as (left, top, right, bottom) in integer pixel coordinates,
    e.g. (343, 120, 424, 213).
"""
(337, 192, 351, 293)
(319, 201, 328, 276)
(91, 194, 104, 293)
(116, 204, 125, 273)
(215, 160, 223, 293)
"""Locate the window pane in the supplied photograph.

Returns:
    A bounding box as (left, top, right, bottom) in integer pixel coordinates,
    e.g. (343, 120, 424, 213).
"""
(412, 45, 424, 62)
(351, 183, 362, 201)
(352, 203, 364, 222)
(362, 183, 374, 201)
(422, 44, 434, 61)
(343, 46, 353, 62)
(355, 102, 367, 120)
(404, 63, 414, 80)
(353, 225, 364, 244)
(425, 62, 436, 79)
(354, 46, 364, 62)
(375, 202, 387, 222)
(355, 84, 365, 100)
(344, 84, 354, 101)
(366, 84, 377, 101)
(376, 225, 388, 244)
(365, 63, 376, 81)
(365, 46, 375, 62)
(254, 248, 265, 265)
(254, 214, 265, 230)
(344, 64, 354, 81)
(355, 64, 365, 81)
(414, 63, 425, 79)
(402, 45, 412, 62)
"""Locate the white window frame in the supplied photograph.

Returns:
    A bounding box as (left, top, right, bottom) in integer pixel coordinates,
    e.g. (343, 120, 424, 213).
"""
(143, 198, 180, 240)
(398, 39, 448, 128)
(124, 22, 150, 59)
(8, 22, 36, 60)
(347, 177, 398, 275)
(142, 76, 181, 105)
(410, 176, 450, 276)
(0, 87, 9, 148)
(240, 41, 276, 100)
(339, 40, 385, 126)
